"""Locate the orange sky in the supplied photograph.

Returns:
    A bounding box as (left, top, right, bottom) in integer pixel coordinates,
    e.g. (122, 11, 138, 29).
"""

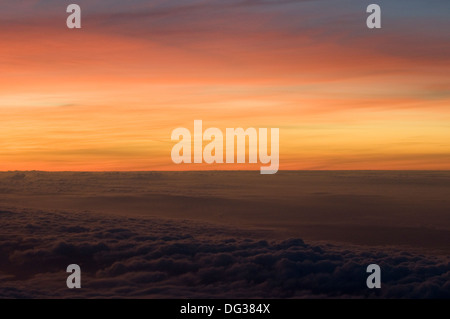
(0, 1, 449, 171)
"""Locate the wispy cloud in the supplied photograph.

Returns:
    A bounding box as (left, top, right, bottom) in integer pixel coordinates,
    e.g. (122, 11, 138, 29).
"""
(0, 0, 449, 170)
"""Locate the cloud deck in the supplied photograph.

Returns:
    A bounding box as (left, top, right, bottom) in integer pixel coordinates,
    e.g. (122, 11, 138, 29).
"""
(1, 209, 449, 298)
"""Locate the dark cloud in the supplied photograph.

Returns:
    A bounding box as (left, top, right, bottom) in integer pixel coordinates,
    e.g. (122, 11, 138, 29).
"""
(0, 210, 449, 298)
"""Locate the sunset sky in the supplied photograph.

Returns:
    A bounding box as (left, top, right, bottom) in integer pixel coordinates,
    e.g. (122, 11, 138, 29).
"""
(0, 0, 449, 171)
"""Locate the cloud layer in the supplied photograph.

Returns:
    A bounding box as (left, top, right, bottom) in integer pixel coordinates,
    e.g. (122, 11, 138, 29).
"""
(0, 209, 449, 298)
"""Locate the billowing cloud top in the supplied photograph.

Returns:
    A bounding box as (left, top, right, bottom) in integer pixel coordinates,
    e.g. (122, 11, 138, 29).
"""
(1, 209, 449, 298)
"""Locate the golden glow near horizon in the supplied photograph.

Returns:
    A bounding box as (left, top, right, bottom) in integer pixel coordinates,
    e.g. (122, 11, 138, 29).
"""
(0, 1, 449, 171)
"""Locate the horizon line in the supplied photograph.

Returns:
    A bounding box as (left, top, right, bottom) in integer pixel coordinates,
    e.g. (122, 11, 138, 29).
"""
(2, 170, 450, 173)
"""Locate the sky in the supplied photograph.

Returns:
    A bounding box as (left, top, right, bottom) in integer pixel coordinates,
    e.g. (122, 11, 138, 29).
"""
(0, 0, 449, 171)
